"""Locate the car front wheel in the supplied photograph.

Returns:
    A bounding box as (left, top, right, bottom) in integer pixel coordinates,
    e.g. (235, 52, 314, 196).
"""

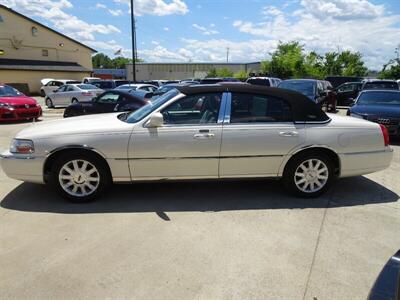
(283, 152, 334, 198)
(45, 98, 54, 108)
(51, 152, 110, 202)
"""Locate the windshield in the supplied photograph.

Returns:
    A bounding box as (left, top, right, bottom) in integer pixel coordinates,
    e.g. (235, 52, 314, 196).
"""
(357, 92, 400, 105)
(93, 82, 113, 89)
(125, 89, 180, 123)
(117, 85, 137, 90)
(0, 85, 22, 97)
(77, 84, 98, 90)
(279, 81, 315, 99)
(363, 82, 399, 90)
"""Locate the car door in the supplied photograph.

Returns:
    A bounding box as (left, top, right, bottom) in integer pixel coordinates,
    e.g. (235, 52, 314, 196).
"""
(219, 92, 305, 177)
(128, 92, 226, 179)
(336, 83, 356, 105)
(60, 85, 76, 105)
(51, 85, 67, 106)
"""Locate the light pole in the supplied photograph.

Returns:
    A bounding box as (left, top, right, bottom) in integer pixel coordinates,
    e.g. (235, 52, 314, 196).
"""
(130, 0, 136, 82)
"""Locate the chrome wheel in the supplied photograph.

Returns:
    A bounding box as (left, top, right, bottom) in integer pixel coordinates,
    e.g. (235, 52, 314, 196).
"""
(58, 159, 100, 197)
(294, 159, 329, 193)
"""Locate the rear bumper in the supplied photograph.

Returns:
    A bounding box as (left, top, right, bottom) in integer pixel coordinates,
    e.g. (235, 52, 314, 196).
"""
(339, 148, 394, 177)
(0, 107, 42, 121)
(0, 151, 45, 184)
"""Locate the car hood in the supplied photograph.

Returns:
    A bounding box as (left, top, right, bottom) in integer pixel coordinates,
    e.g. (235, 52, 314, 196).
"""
(16, 113, 133, 140)
(350, 104, 400, 118)
(0, 96, 37, 105)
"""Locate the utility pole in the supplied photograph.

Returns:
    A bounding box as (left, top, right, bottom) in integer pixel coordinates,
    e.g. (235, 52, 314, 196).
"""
(226, 47, 230, 63)
(130, 0, 136, 82)
(395, 45, 400, 61)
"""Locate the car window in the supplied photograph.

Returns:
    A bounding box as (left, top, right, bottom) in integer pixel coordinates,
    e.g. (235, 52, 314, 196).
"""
(0, 85, 22, 96)
(57, 85, 67, 92)
(55, 81, 64, 87)
(97, 93, 120, 103)
(66, 85, 76, 92)
(162, 93, 222, 125)
(338, 84, 353, 92)
(247, 78, 270, 86)
(363, 82, 399, 90)
(230, 93, 292, 123)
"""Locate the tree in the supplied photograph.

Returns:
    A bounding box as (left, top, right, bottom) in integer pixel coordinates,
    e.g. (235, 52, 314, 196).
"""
(111, 57, 132, 69)
(92, 53, 113, 68)
(234, 70, 249, 81)
(206, 67, 218, 78)
(304, 51, 326, 79)
(216, 67, 234, 78)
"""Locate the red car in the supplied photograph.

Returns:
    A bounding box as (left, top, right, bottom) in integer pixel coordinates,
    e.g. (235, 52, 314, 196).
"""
(0, 85, 42, 122)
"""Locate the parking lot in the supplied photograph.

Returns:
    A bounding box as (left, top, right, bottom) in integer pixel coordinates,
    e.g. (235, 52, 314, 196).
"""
(0, 98, 399, 300)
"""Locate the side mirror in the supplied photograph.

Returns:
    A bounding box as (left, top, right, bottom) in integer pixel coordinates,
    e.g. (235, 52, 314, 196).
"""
(146, 112, 164, 128)
(53, 89, 58, 93)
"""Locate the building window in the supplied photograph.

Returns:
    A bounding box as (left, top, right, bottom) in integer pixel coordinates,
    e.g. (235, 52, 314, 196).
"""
(42, 49, 48, 57)
(32, 26, 38, 36)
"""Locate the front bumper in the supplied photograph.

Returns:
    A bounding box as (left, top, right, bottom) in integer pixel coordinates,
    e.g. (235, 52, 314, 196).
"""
(0, 107, 42, 121)
(0, 151, 45, 184)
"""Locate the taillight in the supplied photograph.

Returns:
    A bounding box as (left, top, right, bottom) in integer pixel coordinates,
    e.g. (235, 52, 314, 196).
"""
(379, 124, 390, 146)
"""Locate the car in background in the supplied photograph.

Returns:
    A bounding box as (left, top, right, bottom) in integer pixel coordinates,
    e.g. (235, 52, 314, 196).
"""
(362, 79, 399, 91)
(40, 79, 81, 97)
(199, 78, 241, 84)
(1, 83, 393, 202)
(91, 80, 131, 91)
(335, 82, 363, 106)
(115, 84, 158, 93)
(63, 90, 148, 118)
(246, 77, 282, 87)
(347, 90, 400, 137)
(153, 83, 194, 97)
(325, 76, 364, 88)
(45, 84, 103, 108)
(82, 77, 101, 84)
(278, 79, 330, 106)
(0, 84, 42, 121)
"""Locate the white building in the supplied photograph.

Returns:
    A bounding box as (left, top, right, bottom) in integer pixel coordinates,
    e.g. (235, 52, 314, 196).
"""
(126, 62, 261, 81)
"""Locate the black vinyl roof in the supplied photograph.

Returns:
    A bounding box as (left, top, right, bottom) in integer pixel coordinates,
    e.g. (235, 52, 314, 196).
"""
(176, 83, 330, 123)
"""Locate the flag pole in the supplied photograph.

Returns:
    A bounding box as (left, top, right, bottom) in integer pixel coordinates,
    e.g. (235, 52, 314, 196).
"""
(130, 0, 136, 82)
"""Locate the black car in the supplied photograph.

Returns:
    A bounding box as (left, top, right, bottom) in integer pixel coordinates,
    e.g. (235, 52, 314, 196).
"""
(91, 80, 131, 91)
(362, 80, 399, 91)
(63, 90, 148, 118)
(199, 77, 241, 84)
(325, 76, 364, 88)
(335, 82, 363, 106)
(278, 79, 330, 106)
(347, 90, 400, 136)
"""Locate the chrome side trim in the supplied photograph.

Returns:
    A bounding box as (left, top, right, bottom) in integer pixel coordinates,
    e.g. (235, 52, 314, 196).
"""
(45, 145, 108, 159)
(341, 149, 394, 156)
(115, 154, 284, 161)
(0, 154, 43, 160)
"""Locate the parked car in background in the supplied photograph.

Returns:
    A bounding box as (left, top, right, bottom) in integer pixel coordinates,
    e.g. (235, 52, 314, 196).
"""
(82, 77, 101, 84)
(63, 90, 148, 118)
(0, 84, 42, 121)
(45, 84, 103, 108)
(246, 77, 282, 87)
(362, 79, 399, 91)
(115, 84, 158, 92)
(40, 79, 81, 97)
(335, 82, 363, 106)
(278, 79, 330, 106)
(0, 83, 393, 202)
(153, 83, 194, 97)
(325, 76, 364, 88)
(347, 90, 400, 137)
(199, 78, 240, 84)
(91, 80, 131, 91)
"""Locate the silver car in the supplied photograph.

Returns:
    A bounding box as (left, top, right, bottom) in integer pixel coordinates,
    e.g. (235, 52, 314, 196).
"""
(0, 83, 393, 202)
(45, 84, 104, 108)
(115, 84, 158, 92)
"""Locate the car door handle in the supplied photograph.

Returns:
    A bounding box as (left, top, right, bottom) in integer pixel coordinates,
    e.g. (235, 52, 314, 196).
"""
(279, 131, 299, 137)
(194, 133, 215, 139)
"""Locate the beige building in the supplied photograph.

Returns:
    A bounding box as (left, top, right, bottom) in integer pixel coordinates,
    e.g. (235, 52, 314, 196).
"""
(0, 4, 96, 94)
(126, 62, 261, 81)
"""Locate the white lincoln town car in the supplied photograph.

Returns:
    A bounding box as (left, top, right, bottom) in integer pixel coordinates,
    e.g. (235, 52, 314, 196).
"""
(0, 83, 393, 202)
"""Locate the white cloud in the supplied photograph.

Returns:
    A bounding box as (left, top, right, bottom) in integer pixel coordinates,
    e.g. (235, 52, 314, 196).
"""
(95, 3, 106, 9)
(113, 0, 188, 16)
(108, 8, 123, 16)
(192, 23, 219, 35)
(164, 27, 170, 31)
(3, 0, 120, 41)
(232, 0, 400, 69)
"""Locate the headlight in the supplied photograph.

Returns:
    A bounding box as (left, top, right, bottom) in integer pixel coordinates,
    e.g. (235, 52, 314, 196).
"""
(10, 139, 35, 154)
(350, 113, 365, 119)
(0, 103, 13, 109)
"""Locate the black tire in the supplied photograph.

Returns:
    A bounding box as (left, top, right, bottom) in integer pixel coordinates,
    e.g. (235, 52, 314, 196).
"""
(283, 151, 335, 198)
(50, 152, 111, 203)
(71, 98, 79, 104)
(45, 98, 54, 108)
(40, 89, 45, 97)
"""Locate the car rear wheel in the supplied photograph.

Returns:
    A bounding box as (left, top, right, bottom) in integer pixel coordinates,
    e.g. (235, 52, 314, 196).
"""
(283, 152, 334, 198)
(45, 98, 54, 108)
(51, 152, 111, 202)
(71, 98, 79, 104)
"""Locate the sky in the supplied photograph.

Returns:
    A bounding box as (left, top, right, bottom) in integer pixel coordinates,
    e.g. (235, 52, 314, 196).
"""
(1, 0, 400, 70)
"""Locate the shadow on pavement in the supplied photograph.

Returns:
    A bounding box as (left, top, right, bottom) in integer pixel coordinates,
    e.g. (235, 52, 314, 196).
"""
(1, 176, 398, 215)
